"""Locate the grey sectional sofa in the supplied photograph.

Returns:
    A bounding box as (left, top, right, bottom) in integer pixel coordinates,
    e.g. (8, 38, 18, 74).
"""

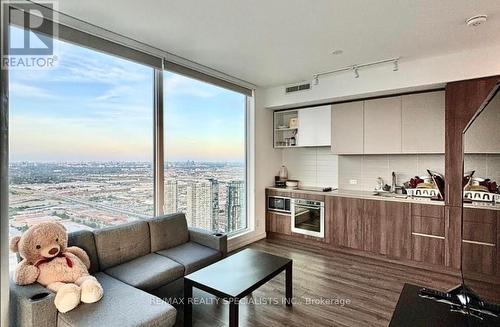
(9, 213, 227, 327)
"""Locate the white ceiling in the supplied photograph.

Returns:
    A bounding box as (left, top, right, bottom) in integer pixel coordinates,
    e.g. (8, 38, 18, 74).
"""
(42, 0, 500, 87)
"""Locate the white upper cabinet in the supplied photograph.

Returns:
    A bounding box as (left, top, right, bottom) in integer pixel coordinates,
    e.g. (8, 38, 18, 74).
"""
(402, 91, 445, 153)
(363, 97, 402, 154)
(297, 105, 331, 147)
(331, 101, 364, 154)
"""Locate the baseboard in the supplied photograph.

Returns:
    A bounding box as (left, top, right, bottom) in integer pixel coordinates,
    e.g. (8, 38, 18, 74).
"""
(228, 231, 267, 252)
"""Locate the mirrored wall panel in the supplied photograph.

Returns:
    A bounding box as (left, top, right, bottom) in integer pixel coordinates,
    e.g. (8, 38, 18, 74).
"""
(462, 85, 500, 308)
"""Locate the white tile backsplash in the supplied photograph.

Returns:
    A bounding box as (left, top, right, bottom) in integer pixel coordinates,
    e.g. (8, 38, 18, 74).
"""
(281, 147, 446, 191)
(339, 154, 445, 191)
(281, 148, 500, 192)
(338, 155, 362, 190)
(417, 154, 445, 176)
(281, 147, 338, 188)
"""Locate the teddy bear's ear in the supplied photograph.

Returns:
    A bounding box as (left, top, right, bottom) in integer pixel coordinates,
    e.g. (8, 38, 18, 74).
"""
(10, 236, 21, 253)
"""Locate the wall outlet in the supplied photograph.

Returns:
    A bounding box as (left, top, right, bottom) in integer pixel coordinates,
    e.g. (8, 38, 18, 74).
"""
(349, 179, 358, 185)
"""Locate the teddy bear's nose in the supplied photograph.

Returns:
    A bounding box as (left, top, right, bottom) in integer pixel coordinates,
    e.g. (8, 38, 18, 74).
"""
(48, 247, 59, 255)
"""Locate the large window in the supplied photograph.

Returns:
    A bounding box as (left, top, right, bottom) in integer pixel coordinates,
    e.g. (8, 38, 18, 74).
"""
(8, 26, 154, 268)
(6, 21, 251, 272)
(163, 72, 248, 234)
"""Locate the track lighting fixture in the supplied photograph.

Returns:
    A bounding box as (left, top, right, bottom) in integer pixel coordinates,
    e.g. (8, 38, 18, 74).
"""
(312, 57, 400, 84)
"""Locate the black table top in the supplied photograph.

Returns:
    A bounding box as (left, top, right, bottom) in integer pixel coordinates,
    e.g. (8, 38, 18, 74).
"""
(390, 284, 500, 327)
(185, 249, 292, 298)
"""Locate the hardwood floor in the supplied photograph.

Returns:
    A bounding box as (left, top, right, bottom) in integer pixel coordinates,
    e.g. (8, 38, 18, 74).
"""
(176, 238, 460, 327)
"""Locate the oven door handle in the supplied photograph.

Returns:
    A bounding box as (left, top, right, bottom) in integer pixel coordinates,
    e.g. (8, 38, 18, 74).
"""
(294, 205, 323, 210)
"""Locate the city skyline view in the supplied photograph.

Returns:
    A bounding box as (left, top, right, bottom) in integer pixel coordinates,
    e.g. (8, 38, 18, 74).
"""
(9, 161, 246, 270)
(9, 160, 246, 233)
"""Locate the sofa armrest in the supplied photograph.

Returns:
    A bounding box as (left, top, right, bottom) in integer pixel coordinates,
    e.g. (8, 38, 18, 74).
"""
(188, 227, 227, 257)
(9, 277, 57, 327)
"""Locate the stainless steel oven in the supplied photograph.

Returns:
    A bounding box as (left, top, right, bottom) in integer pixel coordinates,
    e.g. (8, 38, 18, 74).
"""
(291, 198, 324, 238)
(267, 195, 291, 214)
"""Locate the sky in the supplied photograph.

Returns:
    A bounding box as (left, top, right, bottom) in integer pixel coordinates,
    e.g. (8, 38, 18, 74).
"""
(9, 27, 246, 163)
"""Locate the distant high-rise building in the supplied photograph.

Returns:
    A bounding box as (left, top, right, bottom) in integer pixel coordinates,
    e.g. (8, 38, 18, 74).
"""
(164, 178, 177, 214)
(226, 180, 245, 232)
(208, 178, 220, 230)
(186, 179, 219, 230)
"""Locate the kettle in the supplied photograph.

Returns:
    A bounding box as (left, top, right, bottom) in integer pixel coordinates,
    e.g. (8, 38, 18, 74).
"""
(279, 165, 288, 180)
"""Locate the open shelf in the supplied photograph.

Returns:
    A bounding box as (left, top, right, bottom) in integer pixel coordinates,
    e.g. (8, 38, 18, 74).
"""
(274, 145, 299, 149)
(274, 109, 298, 148)
(275, 127, 298, 132)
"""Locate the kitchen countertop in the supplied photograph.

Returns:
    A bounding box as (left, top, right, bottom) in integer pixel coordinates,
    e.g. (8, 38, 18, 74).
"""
(267, 186, 500, 210)
(267, 186, 444, 205)
(463, 202, 500, 211)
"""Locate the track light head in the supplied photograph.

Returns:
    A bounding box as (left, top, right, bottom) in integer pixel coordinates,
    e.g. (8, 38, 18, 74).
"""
(313, 75, 319, 85)
(353, 66, 359, 78)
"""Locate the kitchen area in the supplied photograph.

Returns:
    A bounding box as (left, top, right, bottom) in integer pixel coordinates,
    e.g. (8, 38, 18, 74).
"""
(265, 86, 500, 281)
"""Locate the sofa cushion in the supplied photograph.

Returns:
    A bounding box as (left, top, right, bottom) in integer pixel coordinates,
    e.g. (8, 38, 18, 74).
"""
(156, 241, 221, 274)
(68, 230, 100, 274)
(104, 253, 184, 291)
(58, 272, 176, 327)
(94, 221, 150, 270)
(148, 213, 189, 252)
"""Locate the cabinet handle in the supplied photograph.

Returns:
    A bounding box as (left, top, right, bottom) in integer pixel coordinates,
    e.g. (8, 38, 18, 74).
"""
(412, 232, 445, 240)
(462, 239, 495, 247)
(445, 210, 449, 232)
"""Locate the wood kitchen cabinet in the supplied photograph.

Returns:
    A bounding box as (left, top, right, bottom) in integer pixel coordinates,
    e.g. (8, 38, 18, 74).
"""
(297, 105, 331, 147)
(266, 189, 292, 198)
(331, 101, 364, 154)
(362, 200, 385, 255)
(266, 212, 292, 235)
(331, 197, 364, 249)
(265, 188, 484, 273)
(385, 201, 412, 260)
(402, 91, 445, 153)
(364, 97, 402, 154)
(362, 199, 411, 259)
(462, 208, 498, 276)
(411, 204, 446, 266)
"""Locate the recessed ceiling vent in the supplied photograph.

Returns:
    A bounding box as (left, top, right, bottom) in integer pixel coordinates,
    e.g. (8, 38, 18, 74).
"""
(285, 83, 311, 94)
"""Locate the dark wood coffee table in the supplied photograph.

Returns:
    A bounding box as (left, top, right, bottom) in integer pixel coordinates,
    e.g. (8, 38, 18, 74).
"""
(183, 248, 293, 327)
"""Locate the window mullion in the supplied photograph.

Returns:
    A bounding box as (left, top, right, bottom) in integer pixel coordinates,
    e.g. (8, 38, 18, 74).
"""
(153, 69, 164, 217)
(0, 4, 10, 326)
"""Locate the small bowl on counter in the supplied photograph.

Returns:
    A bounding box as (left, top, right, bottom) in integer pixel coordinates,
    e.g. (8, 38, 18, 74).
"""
(285, 180, 299, 189)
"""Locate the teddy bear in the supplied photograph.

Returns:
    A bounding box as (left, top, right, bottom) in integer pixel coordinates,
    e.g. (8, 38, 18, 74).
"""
(10, 221, 104, 313)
